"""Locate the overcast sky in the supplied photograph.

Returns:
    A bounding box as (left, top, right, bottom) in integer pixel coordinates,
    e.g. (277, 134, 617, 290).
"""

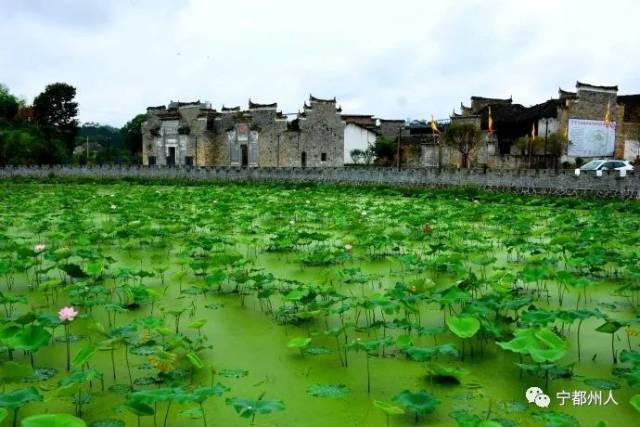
(1, 0, 639, 127)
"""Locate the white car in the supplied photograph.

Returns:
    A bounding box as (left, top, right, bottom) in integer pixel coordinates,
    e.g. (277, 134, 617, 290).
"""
(577, 159, 634, 173)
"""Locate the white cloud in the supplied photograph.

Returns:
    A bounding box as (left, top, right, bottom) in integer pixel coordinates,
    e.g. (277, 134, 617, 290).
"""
(1, 0, 639, 126)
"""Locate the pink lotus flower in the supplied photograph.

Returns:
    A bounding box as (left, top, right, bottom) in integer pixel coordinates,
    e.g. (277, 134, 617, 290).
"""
(58, 306, 78, 322)
(344, 244, 353, 251)
(34, 243, 46, 253)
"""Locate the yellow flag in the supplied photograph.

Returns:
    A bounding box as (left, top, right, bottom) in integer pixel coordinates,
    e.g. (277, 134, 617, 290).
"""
(604, 102, 611, 127)
(531, 123, 536, 142)
(488, 107, 494, 133)
(430, 115, 440, 134)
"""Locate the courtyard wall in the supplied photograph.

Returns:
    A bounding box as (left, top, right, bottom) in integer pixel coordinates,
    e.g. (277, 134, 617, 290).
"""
(1, 166, 639, 199)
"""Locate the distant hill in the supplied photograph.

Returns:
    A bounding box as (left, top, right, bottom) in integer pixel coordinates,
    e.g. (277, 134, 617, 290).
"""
(75, 122, 123, 148)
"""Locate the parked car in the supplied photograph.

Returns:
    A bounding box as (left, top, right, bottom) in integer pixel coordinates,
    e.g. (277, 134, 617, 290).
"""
(577, 159, 634, 173)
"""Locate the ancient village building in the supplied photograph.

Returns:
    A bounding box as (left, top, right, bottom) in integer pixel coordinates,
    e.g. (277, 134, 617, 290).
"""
(141, 81, 639, 170)
(341, 114, 378, 163)
(445, 81, 640, 168)
(142, 96, 345, 167)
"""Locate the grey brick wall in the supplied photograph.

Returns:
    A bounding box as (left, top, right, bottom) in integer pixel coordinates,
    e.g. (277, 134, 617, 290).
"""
(1, 166, 639, 199)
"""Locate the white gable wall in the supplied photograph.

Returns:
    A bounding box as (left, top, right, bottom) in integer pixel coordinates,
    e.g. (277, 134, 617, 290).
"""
(344, 123, 377, 163)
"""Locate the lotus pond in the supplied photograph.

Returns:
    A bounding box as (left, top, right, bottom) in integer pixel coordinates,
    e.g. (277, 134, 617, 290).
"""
(0, 181, 640, 427)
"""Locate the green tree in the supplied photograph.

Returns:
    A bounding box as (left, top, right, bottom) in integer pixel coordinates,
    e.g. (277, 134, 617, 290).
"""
(546, 132, 568, 170)
(121, 113, 147, 157)
(33, 82, 79, 162)
(0, 84, 19, 122)
(442, 123, 483, 168)
(0, 127, 51, 166)
(515, 136, 529, 156)
(372, 136, 396, 165)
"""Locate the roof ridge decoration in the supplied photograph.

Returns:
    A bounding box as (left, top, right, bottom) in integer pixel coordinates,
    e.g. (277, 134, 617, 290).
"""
(309, 94, 337, 103)
(576, 81, 618, 92)
(222, 105, 241, 112)
(248, 99, 277, 109)
(470, 95, 513, 103)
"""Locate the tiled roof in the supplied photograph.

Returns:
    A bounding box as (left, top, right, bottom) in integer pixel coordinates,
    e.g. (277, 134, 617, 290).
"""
(470, 96, 513, 103)
(576, 81, 618, 91)
(309, 94, 336, 103)
(558, 88, 577, 99)
(248, 100, 277, 109)
(221, 105, 241, 112)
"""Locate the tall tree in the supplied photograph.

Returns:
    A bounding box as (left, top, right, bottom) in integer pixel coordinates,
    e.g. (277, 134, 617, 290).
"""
(120, 113, 147, 156)
(33, 82, 79, 162)
(442, 123, 483, 168)
(372, 136, 396, 166)
(0, 83, 19, 122)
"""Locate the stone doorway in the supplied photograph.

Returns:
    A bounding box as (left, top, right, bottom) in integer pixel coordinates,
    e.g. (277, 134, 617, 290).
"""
(167, 147, 176, 166)
(301, 151, 307, 168)
(241, 145, 249, 167)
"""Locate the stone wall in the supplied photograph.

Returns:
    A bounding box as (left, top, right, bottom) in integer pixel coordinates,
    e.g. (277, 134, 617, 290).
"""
(2, 166, 639, 199)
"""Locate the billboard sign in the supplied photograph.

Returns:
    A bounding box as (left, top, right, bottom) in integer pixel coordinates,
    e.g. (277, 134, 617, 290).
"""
(568, 119, 615, 157)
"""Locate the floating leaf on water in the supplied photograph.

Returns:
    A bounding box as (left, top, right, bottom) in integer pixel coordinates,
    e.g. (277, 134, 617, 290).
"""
(303, 346, 331, 356)
(225, 396, 285, 418)
(130, 345, 156, 356)
(204, 303, 224, 310)
(498, 400, 527, 413)
(373, 400, 405, 415)
(179, 407, 204, 419)
(464, 383, 483, 390)
(630, 394, 640, 413)
(392, 389, 441, 416)
(306, 384, 350, 399)
(89, 420, 125, 427)
(449, 409, 481, 427)
(583, 378, 620, 390)
(134, 377, 156, 386)
(287, 336, 311, 348)
(108, 384, 131, 395)
(426, 364, 468, 385)
(219, 369, 249, 378)
(23, 367, 58, 383)
(55, 334, 83, 343)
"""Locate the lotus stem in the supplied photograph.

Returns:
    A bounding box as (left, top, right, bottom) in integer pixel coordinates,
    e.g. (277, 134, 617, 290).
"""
(163, 400, 172, 427)
(65, 323, 71, 371)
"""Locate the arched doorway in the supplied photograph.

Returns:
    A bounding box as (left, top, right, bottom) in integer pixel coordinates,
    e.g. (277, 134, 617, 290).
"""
(301, 151, 307, 168)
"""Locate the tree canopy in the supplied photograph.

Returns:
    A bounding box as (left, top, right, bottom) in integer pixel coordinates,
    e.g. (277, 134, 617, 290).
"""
(0, 84, 20, 122)
(33, 82, 79, 160)
(442, 123, 483, 168)
(121, 113, 147, 155)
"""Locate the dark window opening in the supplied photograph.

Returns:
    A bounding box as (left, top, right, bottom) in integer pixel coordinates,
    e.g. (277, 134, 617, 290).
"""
(148, 156, 156, 166)
(185, 156, 193, 166)
(167, 147, 176, 166)
(321, 152, 327, 162)
(301, 151, 307, 167)
(241, 145, 249, 167)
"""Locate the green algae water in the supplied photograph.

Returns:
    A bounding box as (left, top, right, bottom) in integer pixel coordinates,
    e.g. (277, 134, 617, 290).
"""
(0, 181, 639, 427)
